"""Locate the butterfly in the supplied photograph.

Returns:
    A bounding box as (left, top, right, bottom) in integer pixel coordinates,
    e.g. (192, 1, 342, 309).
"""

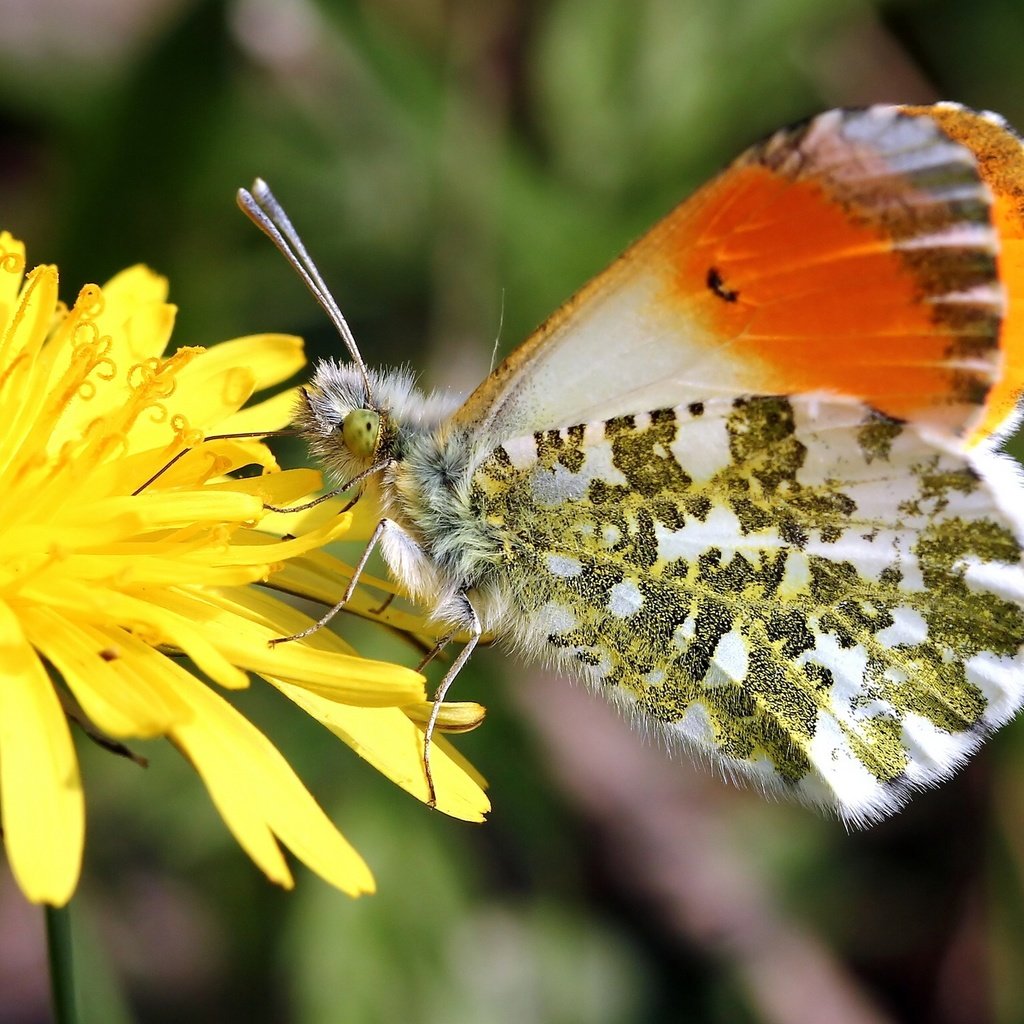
(240, 102, 1024, 826)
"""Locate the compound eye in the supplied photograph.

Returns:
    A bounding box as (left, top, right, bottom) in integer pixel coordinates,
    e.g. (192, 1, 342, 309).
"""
(341, 408, 381, 457)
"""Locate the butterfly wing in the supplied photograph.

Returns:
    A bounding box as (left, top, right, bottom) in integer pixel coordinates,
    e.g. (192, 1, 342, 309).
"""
(471, 395, 1024, 823)
(455, 104, 1024, 449)
(908, 103, 1024, 438)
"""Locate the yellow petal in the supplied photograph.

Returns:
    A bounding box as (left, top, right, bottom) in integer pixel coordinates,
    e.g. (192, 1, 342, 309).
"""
(346, 491, 387, 541)
(0, 601, 84, 906)
(20, 609, 188, 736)
(118, 438, 280, 496)
(180, 335, 305, 392)
(219, 386, 302, 434)
(277, 681, 490, 823)
(211, 467, 323, 510)
(54, 551, 266, 589)
(31, 583, 251, 690)
(263, 552, 436, 639)
(95, 265, 171, 361)
(162, 335, 301, 436)
(100, 489, 263, 530)
(0, 233, 26, 332)
(263, 549, 481, 644)
(403, 700, 487, 733)
(261, 492, 382, 542)
(101, 264, 169, 308)
(102, 300, 176, 384)
(196, 588, 426, 704)
(166, 364, 257, 434)
(0, 264, 57, 369)
(168, 667, 375, 895)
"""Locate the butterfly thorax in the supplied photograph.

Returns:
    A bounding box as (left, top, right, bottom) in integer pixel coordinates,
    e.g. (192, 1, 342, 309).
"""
(298, 360, 506, 629)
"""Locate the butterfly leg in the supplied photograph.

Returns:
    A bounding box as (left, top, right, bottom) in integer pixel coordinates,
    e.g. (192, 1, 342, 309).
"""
(263, 457, 392, 514)
(422, 591, 481, 807)
(369, 591, 398, 616)
(268, 516, 392, 647)
(131, 428, 299, 495)
(415, 634, 453, 672)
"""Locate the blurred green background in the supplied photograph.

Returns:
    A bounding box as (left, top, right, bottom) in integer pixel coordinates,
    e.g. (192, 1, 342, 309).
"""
(3, 1, 1024, 1022)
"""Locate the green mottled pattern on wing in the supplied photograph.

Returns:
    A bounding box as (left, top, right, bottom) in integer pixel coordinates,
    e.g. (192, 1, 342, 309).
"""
(470, 395, 1024, 821)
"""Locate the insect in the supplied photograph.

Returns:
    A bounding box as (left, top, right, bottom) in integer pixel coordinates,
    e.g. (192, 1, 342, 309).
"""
(240, 103, 1024, 826)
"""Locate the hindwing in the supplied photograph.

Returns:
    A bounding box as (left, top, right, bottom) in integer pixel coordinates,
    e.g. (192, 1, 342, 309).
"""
(470, 395, 1024, 823)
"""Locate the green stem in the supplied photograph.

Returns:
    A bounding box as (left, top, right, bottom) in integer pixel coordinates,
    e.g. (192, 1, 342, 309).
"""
(45, 902, 79, 1024)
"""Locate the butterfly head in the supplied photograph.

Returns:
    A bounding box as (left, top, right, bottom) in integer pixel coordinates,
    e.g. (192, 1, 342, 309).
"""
(296, 360, 388, 481)
(297, 359, 462, 483)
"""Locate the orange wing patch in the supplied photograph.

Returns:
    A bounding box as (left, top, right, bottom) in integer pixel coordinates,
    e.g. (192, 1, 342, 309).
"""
(651, 107, 1004, 436)
(454, 106, 1021, 448)
(661, 165, 974, 416)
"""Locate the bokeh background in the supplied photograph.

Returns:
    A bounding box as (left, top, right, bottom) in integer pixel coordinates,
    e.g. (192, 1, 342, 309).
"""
(3, 1, 1024, 1022)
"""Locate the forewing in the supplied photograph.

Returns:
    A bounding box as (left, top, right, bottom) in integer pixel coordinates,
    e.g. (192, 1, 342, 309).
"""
(456, 105, 1024, 448)
(907, 104, 1024, 438)
(471, 396, 1024, 824)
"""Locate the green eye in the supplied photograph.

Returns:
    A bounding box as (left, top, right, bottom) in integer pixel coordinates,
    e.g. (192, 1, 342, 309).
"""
(342, 409, 381, 457)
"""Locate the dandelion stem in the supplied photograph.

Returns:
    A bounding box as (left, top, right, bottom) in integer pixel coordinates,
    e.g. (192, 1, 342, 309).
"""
(45, 902, 79, 1024)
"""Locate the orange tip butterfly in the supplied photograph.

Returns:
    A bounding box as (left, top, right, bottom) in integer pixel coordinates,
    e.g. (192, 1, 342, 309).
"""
(240, 103, 1024, 826)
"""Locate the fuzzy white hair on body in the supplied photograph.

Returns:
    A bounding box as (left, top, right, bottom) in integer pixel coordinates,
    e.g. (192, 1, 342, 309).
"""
(298, 360, 463, 484)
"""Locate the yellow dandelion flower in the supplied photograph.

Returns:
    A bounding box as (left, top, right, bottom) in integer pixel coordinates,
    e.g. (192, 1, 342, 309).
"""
(0, 233, 489, 907)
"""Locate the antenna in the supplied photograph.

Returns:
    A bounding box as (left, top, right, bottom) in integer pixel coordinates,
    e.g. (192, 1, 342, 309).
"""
(237, 179, 374, 402)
